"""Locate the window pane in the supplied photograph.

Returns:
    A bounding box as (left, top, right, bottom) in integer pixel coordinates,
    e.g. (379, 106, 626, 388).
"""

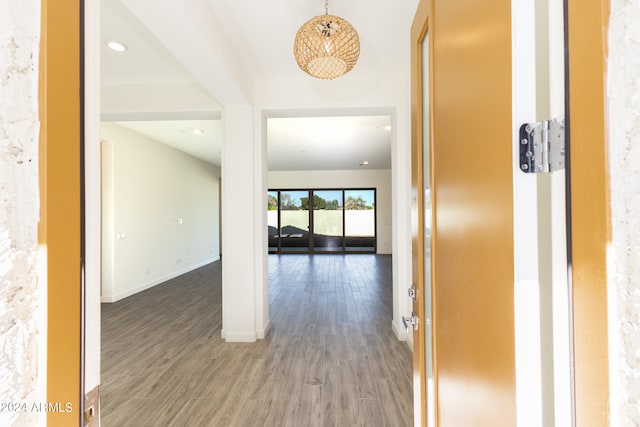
(312, 190, 343, 252)
(280, 191, 309, 252)
(344, 189, 375, 252)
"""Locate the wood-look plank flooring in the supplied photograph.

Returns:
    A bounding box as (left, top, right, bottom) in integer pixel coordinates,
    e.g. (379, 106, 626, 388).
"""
(101, 254, 413, 426)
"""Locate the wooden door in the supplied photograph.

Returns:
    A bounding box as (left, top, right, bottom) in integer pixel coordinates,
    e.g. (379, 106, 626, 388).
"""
(40, 0, 83, 425)
(566, 0, 610, 423)
(432, 0, 516, 424)
(410, 2, 430, 425)
(410, 0, 611, 425)
(411, 0, 517, 425)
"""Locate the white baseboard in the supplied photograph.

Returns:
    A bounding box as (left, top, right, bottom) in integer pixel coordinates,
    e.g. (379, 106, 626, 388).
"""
(101, 257, 218, 303)
(392, 319, 408, 342)
(257, 320, 271, 339)
(221, 322, 270, 341)
(223, 331, 257, 342)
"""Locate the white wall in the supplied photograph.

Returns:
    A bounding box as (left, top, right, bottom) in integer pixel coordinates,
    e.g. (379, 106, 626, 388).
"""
(0, 1, 44, 425)
(221, 106, 270, 342)
(268, 169, 393, 254)
(607, 1, 640, 425)
(101, 123, 220, 302)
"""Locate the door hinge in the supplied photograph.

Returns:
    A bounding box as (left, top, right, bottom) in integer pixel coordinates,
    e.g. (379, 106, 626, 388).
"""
(519, 117, 565, 173)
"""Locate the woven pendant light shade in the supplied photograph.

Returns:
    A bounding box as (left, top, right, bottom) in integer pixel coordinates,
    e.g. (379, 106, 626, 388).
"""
(294, 14, 360, 80)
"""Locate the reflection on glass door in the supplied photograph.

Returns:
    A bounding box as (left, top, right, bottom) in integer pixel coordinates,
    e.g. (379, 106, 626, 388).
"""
(312, 190, 344, 252)
(279, 190, 310, 252)
(267, 191, 279, 253)
(422, 31, 435, 427)
(344, 189, 376, 252)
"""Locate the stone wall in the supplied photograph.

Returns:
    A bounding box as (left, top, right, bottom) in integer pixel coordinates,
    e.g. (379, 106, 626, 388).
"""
(0, 0, 42, 425)
(607, 0, 640, 425)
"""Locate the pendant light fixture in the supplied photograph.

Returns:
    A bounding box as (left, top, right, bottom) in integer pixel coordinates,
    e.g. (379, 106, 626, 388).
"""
(293, 0, 360, 80)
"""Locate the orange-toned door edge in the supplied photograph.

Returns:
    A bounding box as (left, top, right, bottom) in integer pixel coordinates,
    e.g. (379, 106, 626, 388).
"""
(566, 0, 610, 424)
(40, 0, 84, 425)
(410, 0, 431, 425)
(428, 0, 516, 425)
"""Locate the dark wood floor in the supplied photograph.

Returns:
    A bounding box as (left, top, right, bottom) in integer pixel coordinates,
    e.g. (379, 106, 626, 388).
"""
(101, 254, 413, 426)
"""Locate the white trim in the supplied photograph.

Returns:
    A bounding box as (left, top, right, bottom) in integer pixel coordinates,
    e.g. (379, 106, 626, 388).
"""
(255, 109, 269, 341)
(101, 257, 218, 303)
(512, 0, 544, 425)
(392, 319, 408, 342)
(256, 320, 271, 340)
(223, 331, 258, 343)
(84, 0, 102, 392)
(514, 279, 544, 427)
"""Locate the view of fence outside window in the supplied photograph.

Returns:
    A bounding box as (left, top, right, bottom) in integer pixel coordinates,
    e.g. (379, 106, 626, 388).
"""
(268, 188, 376, 254)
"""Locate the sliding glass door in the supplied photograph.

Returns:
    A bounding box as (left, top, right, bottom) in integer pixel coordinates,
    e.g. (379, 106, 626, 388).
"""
(267, 191, 279, 252)
(279, 190, 310, 253)
(344, 189, 376, 252)
(312, 190, 344, 252)
(268, 188, 376, 254)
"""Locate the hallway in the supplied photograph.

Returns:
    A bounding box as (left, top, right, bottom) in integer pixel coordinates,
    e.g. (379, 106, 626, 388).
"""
(101, 255, 413, 426)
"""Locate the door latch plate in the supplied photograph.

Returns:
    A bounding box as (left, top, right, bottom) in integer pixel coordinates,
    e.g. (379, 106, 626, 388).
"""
(402, 312, 419, 331)
(408, 284, 417, 301)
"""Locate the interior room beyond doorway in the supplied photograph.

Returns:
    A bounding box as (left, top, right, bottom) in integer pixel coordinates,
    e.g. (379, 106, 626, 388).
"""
(267, 115, 393, 256)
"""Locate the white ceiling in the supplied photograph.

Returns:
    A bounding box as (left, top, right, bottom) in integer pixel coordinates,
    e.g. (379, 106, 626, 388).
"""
(206, 0, 415, 81)
(101, 0, 416, 169)
(115, 120, 222, 166)
(269, 115, 391, 170)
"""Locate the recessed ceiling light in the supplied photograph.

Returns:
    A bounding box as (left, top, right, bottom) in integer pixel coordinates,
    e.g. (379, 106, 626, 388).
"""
(106, 41, 127, 52)
(359, 161, 369, 166)
(193, 129, 204, 135)
(383, 125, 392, 131)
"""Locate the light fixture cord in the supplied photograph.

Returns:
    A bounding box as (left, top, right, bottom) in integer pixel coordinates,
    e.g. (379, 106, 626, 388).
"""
(325, 0, 329, 15)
